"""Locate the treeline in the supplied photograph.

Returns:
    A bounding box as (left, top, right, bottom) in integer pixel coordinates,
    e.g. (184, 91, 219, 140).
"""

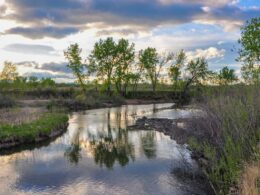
(64, 39, 241, 96)
(0, 18, 259, 96)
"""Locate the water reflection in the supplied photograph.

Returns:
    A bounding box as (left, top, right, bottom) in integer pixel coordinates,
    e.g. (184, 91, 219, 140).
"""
(0, 103, 206, 195)
(140, 131, 157, 159)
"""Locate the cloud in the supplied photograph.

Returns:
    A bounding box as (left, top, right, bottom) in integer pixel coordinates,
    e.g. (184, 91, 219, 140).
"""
(0, 5, 7, 16)
(16, 61, 72, 74)
(2, 0, 258, 39)
(23, 72, 74, 80)
(37, 62, 72, 74)
(96, 29, 139, 37)
(186, 47, 225, 60)
(3, 44, 57, 55)
(4, 26, 79, 39)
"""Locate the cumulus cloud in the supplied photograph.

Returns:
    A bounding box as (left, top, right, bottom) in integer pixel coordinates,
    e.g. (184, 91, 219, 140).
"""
(3, 44, 57, 55)
(186, 47, 225, 60)
(1, 0, 258, 38)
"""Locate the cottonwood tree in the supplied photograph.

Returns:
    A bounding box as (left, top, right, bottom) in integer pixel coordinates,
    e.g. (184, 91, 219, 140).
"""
(88, 38, 118, 95)
(168, 50, 186, 90)
(218, 66, 237, 85)
(183, 57, 209, 93)
(0, 61, 19, 81)
(114, 38, 135, 96)
(64, 43, 87, 93)
(238, 17, 260, 84)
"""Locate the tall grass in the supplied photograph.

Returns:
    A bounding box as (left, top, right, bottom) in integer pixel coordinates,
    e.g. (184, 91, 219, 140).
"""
(189, 85, 260, 194)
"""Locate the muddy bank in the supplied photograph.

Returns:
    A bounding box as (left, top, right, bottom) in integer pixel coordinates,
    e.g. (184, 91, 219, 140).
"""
(0, 122, 68, 150)
(128, 116, 212, 166)
(128, 116, 215, 194)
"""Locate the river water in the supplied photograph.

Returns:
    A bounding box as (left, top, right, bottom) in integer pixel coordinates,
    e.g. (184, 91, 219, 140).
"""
(0, 103, 206, 195)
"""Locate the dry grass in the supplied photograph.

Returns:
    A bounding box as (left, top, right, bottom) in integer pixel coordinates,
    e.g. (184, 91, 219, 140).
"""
(240, 163, 260, 195)
(0, 107, 46, 125)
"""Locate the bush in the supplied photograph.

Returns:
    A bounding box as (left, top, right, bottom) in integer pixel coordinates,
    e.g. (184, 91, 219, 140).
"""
(0, 94, 15, 108)
(188, 85, 260, 194)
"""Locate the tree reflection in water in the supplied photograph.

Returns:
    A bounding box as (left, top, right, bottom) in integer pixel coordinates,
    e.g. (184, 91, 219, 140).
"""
(140, 131, 157, 159)
(64, 144, 82, 165)
(91, 127, 135, 169)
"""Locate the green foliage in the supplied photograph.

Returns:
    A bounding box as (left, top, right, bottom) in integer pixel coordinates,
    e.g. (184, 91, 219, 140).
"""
(189, 85, 260, 194)
(218, 66, 238, 85)
(0, 113, 68, 140)
(89, 37, 118, 94)
(113, 38, 135, 95)
(64, 43, 87, 92)
(139, 48, 159, 92)
(168, 50, 186, 90)
(238, 17, 260, 84)
(183, 57, 209, 93)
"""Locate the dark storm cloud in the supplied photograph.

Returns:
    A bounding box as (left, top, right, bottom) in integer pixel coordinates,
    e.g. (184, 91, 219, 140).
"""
(3, 44, 56, 55)
(2, 0, 260, 38)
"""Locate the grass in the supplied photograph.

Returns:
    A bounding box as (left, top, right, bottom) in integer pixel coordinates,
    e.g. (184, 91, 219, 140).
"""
(0, 113, 69, 142)
(188, 84, 260, 194)
(240, 162, 260, 195)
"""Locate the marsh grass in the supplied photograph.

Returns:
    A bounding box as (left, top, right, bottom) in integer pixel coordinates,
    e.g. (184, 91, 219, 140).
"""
(188, 85, 260, 194)
(0, 113, 68, 141)
(240, 162, 260, 195)
(0, 107, 45, 125)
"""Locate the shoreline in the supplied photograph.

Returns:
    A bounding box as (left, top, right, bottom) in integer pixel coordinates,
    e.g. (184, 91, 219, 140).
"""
(0, 113, 69, 150)
(0, 123, 68, 150)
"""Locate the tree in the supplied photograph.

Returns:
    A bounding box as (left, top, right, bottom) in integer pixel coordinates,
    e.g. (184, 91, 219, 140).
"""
(88, 38, 118, 95)
(168, 50, 186, 90)
(183, 57, 209, 93)
(218, 66, 237, 85)
(237, 17, 260, 84)
(139, 48, 160, 92)
(41, 78, 56, 87)
(64, 43, 87, 93)
(114, 38, 135, 96)
(0, 61, 18, 81)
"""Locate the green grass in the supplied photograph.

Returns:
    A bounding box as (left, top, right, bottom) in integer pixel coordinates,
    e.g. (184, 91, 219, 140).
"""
(0, 113, 69, 141)
(188, 84, 260, 194)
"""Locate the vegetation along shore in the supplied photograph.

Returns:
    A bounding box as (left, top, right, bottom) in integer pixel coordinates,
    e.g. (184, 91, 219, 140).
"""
(0, 17, 259, 194)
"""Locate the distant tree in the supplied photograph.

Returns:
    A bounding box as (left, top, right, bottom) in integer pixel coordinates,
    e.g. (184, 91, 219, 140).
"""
(28, 76, 39, 87)
(0, 61, 18, 81)
(41, 78, 56, 87)
(218, 66, 237, 85)
(88, 38, 118, 95)
(139, 48, 161, 92)
(183, 57, 209, 93)
(237, 17, 260, 84)
(168, 50, 186, 90)
(64, 43, 87, 93)
(114, 38, 135, 96)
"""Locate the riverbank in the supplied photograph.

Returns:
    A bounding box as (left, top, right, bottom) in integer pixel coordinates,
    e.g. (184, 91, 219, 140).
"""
(129, 85, 260, 195)
(0, 112, 69, 149)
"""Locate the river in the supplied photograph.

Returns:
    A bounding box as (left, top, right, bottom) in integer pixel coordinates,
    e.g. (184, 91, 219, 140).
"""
(0, 103, 207, 195)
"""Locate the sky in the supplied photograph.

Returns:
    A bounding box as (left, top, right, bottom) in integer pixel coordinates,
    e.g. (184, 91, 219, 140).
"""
(0, 0, 259, 82)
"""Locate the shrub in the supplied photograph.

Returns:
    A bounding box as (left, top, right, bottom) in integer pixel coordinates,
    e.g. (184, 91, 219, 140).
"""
(0, 94, 15, 108)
